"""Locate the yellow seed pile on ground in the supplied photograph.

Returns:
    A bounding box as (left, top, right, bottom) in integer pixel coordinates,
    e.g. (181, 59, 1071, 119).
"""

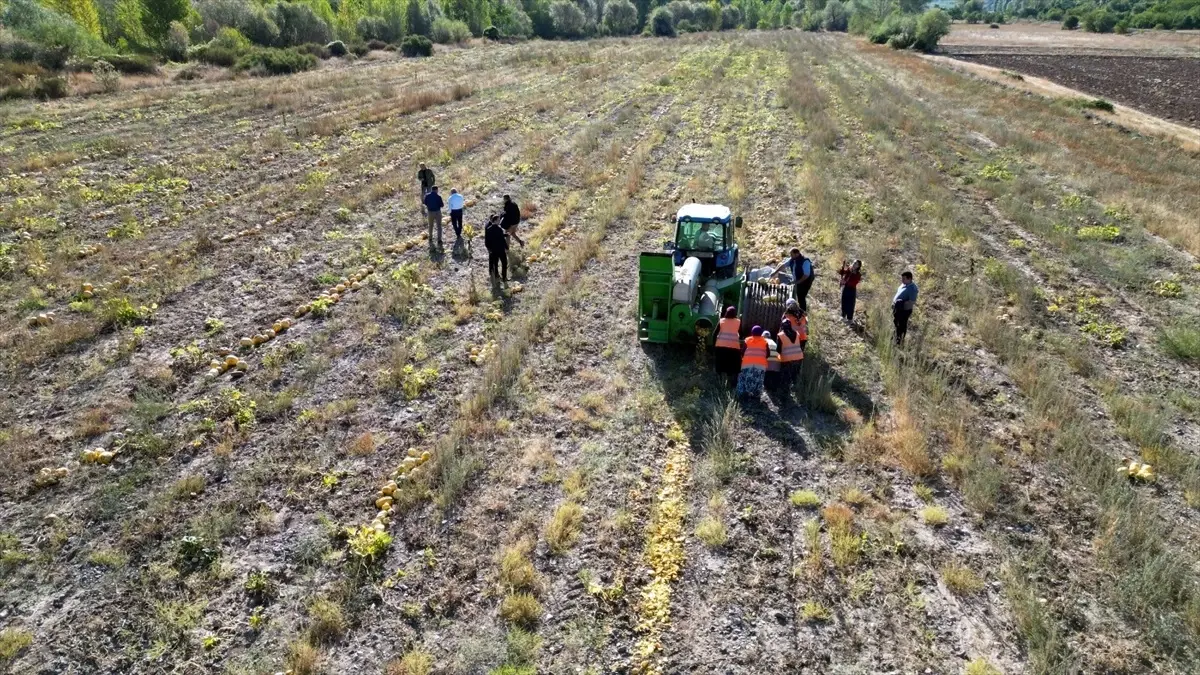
(34, 466, 69, 487)
(632, 432, 691, 675)
(1119, 458, 1156, 482)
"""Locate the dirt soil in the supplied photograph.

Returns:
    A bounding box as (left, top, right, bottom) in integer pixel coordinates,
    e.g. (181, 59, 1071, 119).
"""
(941, 21, 1200, 56)
(948, 52, 1200, 127)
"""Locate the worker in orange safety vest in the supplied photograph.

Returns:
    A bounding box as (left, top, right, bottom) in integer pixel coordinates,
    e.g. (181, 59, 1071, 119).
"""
(778, 317, 804, 389)
(737, 325, 769, 400)
(714, 306, 742, 384)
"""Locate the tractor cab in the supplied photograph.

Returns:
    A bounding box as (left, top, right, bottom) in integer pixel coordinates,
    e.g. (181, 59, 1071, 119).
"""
(664, 204, 742, 279)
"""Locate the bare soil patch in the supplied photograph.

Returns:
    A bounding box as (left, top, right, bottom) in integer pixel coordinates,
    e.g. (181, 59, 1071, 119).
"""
(948, 52, 1200, 127)
(942, 21, 1200, 56)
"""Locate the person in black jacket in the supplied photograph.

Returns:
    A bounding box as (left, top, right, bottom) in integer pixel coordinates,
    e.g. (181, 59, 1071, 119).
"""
(484, 214, 509, 281)
(423, 186, 444, 249)
(417, 163, 435, 208)
(500, 195, 525, 247)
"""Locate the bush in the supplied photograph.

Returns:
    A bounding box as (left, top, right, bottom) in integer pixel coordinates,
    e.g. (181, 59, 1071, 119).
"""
(1160, 323, 1200, 363)
(1, 0, 106, 58)
(188, 43, 238, 66)
(92, 59, 119, 93)
(326, 39, 347, 56)
(273, 2, 333, 46)
(676, 18, 696, 32)
(550, 1, 588, 38)
(603, 0, 638, 35)
(913, 8, 951, 51)
(1084, 9, 1117, 33)
(175, 65, 204, 80)
(212, 26, 253, 53)
(431, 18, 471, 43)
(400, 34, 433, 57)
(869, 12, 915, 44)
(166, 21, 190, 62)
(366, 38, 388, 50)
(483, 25, 501, 39)
(235, 47, 317, 75)
(196, 0, 279, 46)
(1062, 14, 1079, 29)
(797, 10, 821, 30)
(104, 54, 159, 74)
(295, 42, 331, 59)
(650, 7, 676, 36)
(0, 31, 70, 70)
(822, 0, 849, 31)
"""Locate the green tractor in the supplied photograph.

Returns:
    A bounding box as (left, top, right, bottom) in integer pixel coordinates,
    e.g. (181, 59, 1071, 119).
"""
(638, 204, 793, 345)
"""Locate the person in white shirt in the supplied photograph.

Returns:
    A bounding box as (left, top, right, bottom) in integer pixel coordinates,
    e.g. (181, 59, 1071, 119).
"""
(447, 188, 466, 242)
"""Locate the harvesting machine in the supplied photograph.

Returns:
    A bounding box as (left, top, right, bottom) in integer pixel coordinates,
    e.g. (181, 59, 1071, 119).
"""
(638, 204, 793, 345)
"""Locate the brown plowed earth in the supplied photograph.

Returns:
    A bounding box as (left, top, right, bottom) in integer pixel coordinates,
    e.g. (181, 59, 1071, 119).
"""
(946, 52, 1200, 127)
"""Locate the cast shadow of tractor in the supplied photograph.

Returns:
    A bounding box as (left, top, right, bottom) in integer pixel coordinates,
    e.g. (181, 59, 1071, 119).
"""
(640, 339, 876, 462)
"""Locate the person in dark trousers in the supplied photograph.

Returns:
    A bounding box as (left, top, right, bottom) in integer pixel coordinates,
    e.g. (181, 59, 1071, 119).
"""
(773, 248, 814, 311)
(892, 270, 919, 345)
(448, 188, 465, 241)
(713, 305, 742, 386)
(838, 259, 863, 323)
(423, 186, 444, 249)
(485, 215, 508, 281)
(417, 163, 435, 209)
(501, 195, 525, 247)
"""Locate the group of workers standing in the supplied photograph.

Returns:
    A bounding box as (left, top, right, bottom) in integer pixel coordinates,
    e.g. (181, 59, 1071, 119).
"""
(714, 299, 809, 401)
(417, 163, 524, 282)
(714, 247, 921, 402)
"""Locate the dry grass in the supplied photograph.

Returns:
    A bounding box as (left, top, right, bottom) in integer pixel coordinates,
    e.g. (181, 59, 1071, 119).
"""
(346, 431, 376, 456)
(694, 515, 728, 548)
(790, 489, 822, 509)
(921, 505, 950, 527)
(498, 539, 540, 593)
(287, 640, 323, 675)
(544, 501, 583, 555)
(499, 592, 542, 628)
(385, 649, 434, 675)
(306, 598, 346, 645)
(942, 563, 985, 596)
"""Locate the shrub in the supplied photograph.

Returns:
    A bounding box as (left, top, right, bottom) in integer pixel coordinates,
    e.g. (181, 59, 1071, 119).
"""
(188, 44, 238, 66)
(104, 54, 158, 74)
(797, 10, 822, 30)
(273, 2, 333, 46)
(602, 0, 638, 35)
(1084, 8, 1116, 33)
(175, 65, 204, 80)
(869, 13, 915, 44)
(326, 39, 347, 56)
(550, 0, 588, 38)
(913, 8, 951, 51)
(650, 6, 676, 36)
(33, 74, 69, 99)
(0, 31, 69, 69)
(295, 42, 331, 59)
(400, 35, 433, 57)
(0, 627, 33, 663)
(1062, 14, 1079, 29)
(235, 47, 317, 75)
(166, 21, 190, 61)
(921, 505, 949, 526)
(822, 0, 849, 31)
(366, 38, 388, 50)
(92, 59, 119, 93)
(431, 17, 471, 44)
(196, 0, 279, 45)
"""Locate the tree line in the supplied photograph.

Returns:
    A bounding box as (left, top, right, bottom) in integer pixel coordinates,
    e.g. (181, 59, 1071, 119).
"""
(947, 0, 1200, 31)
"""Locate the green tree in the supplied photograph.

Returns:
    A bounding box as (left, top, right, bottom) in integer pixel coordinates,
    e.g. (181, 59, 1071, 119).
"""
(602, 0, 636, 32)
(897, 0, 925, 14)
(110, 0, 150, 49)
(48, 0, 102, 37)
(405, 0, 430, 35)
(142, 0, 189, 42)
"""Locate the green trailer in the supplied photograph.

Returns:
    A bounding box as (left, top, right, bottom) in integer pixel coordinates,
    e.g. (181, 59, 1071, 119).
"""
(638, 204, 792, 345)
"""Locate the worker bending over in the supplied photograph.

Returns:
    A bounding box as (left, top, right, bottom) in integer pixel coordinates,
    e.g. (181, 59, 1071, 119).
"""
(778, 317, 804, 388)
(773, 248, 815, 311)
(737, 325, 769, 401)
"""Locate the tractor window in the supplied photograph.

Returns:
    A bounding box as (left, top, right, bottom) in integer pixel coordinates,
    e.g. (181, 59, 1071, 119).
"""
(676, 221, 726, 252)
